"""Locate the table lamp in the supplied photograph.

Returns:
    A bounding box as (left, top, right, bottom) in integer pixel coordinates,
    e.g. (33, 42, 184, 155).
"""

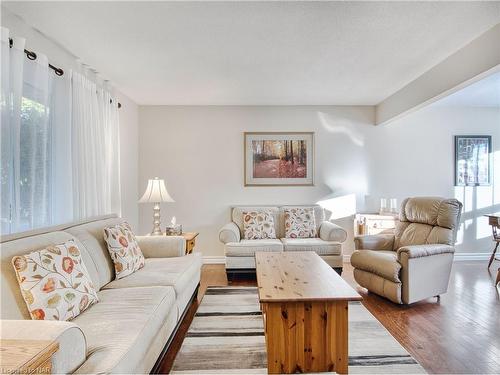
(139, 177, 175, 235)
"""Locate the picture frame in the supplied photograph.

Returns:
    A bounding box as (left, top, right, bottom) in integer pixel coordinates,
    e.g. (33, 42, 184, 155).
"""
(244, 132, 314, 186)
(454, 135, 492, 186)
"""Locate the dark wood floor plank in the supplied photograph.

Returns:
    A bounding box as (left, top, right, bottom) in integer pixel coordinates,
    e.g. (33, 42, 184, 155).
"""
(158, 260, 500, 374)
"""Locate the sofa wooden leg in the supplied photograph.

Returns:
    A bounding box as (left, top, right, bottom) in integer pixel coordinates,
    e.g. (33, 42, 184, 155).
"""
(333, 267, 343, 276)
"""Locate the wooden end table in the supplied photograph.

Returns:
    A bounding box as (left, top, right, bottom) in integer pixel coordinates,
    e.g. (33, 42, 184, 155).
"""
(256, 252, 362, 374)
(182, 232, 199, 254)
(166, 232, 198, 254)
(0, 339, 59, 374)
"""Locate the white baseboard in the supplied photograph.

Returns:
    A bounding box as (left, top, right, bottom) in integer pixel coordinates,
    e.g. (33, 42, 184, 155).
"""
(453, 253, 490, 261)
(203, 253, 490, 265)
(203, 256, 226, 264)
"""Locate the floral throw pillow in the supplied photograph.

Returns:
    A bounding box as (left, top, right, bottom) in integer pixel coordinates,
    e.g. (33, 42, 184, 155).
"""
(243, 211, 277, 240)
(103, 222, 145, 279)
(12, 240, 99, 321)
(284, 207, 317, 238)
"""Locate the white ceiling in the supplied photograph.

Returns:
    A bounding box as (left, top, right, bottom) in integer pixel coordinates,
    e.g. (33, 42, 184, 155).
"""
(3, 1, 500, 105)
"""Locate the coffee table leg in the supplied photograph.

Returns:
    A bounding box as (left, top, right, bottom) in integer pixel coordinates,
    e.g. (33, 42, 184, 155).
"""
(327, 301, 348, 374)
(263, 301, 349, 374)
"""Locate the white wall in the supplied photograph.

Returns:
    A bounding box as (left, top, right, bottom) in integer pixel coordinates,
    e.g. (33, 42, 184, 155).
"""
(367, 105, 500, 255)
(139, 106, 375, 257)
(139, 104, 499, 259)
(2, 8, 140, 229)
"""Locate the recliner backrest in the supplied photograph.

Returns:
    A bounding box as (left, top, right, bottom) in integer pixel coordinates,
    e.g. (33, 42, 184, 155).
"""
(393, 197, 462, 250)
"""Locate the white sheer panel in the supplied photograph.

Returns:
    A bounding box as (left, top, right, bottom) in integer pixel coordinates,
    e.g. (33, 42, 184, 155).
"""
(1, 28, 13, 234)
(1, 27, 120, 235)
(1, 28, 26, 234)
(71, 71, 121, 219)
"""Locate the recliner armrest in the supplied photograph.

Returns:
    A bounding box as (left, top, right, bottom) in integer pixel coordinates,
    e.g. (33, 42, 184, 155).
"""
(319, 221, 347, 243)
(397, 244, 454, 261)
(219, 222, 241, 244)
(354, 234, 394, 250)
(136, 235, 185, 257)
(0, 320, 87, 374)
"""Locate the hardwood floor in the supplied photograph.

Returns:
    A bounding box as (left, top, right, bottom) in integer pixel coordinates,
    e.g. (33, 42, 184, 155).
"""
(158, 261, 500, 374)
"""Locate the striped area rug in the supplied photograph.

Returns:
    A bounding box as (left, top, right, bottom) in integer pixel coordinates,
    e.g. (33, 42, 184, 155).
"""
(171, 286, 426, 374)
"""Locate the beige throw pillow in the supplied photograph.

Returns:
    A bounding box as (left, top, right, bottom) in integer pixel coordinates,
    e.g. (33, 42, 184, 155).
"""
(243, 211, 277, 240)
(12, 240, 99, 321)
(284, 207, 317, 238)
(103, 222, 145, 279)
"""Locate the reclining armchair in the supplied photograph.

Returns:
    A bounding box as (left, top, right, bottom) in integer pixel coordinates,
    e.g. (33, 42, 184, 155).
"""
(351, 197, 462, 304)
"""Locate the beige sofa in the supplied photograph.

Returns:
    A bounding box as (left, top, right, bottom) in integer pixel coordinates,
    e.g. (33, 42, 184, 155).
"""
(0, 215, 202, 374)
(351, 197, 462, 304)
(219, 205, 347, 275)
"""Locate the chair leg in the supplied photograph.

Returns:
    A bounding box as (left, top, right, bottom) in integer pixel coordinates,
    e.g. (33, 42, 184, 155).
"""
(488, 242, 499, 268)
(496, 268, 500, 286)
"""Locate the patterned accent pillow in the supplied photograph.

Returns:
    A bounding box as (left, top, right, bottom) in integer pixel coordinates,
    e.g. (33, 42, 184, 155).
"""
(284, 207, 317, 238)
(243, 211, 277, 240)
(12, 240, 99, 321)
(103, 222, 145, 279)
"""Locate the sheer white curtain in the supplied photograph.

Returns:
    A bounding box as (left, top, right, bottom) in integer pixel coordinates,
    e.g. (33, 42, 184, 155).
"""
(0, 27, 121, 235)
(1, 28, 73, 233)
(71, 71, 121, 219)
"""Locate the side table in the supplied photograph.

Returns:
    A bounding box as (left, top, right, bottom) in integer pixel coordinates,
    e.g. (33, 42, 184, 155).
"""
(170, 232, 199, 254)
(354, 213, 398, 236)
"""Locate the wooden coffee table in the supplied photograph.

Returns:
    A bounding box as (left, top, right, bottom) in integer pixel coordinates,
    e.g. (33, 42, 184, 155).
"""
(0, 339, 59, 374)
(256, 251, 361, 374)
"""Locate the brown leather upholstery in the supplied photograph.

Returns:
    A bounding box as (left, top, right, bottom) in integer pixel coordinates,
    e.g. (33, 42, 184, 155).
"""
(351, 197, 462, 304)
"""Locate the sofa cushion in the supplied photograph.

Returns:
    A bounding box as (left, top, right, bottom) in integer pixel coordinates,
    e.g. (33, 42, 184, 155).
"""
(350, 250, 401, 283)
(65, 217, 127, 289)
(73, 286, 175, 374)
(242, 210, 277, 240)
(225, 239, 283, 257)
(12, 239, 99, 321)
(281, 238, 341, 255)
(1, 231, 90, 320)
(284, 207, 317, 238)
(232, 206, 280, 238)
(102, 253, 202, 296)
(279, 205, 325, 237)
(103, 222, 145, 279)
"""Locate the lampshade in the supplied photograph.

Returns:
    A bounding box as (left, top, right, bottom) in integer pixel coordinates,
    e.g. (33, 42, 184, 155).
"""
(139, 177, 175, 203)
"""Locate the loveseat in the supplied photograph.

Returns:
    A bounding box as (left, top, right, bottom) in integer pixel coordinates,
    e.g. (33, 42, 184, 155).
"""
(351, 197, 462, 304)
(0, 214, 202, 374)
(219, 205, 347, 276)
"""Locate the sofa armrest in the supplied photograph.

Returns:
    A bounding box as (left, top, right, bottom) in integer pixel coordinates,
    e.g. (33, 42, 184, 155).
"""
(136, 236, 185, 258)
(219, 222, 241, 244)
(319, 221, 347, 243)
(397, 244, 454, 261)
(354, 234, 394, 250)
(0, 320, 86, 374)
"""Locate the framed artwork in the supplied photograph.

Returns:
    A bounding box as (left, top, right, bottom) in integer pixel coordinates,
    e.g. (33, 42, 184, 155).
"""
(244, 132, 314, 186)
(455, 135, 492, 186)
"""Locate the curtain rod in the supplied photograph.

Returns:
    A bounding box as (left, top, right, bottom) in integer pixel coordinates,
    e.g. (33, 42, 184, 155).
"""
(8, 38, 122, 109)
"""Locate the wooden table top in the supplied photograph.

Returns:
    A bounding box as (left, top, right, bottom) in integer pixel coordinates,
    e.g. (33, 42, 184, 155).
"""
(181, 232, 199, 241)
(0, 339, 59, 373)
(255, 252, 362, 302)
(164, 232, 199, 240)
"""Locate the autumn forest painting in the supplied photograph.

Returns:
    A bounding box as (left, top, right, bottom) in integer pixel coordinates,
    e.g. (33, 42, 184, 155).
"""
(252, 140, 307, 178)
